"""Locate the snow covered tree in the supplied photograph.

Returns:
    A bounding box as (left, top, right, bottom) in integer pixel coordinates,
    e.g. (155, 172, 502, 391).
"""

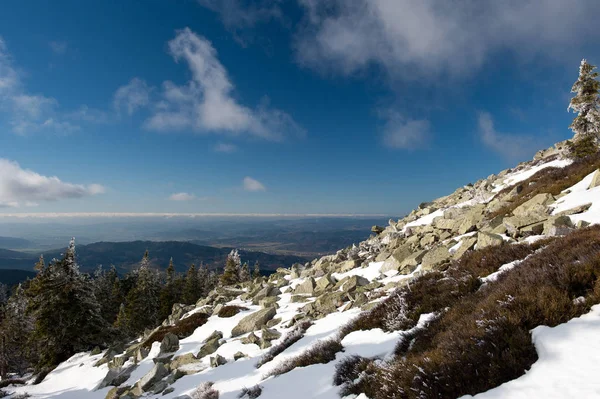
(120, 251, 161, 335)
(0, 283, 7, 306)
(239, 262, 251, 282)
(94, 265, 121, 325)
(568, 59, 600, 143)
(26, 238, 107, 369)
(252, 261, 261, 279)
(221, 249, 241, 286)
(159, 258, 181, 320)
(0, 285, 33, 378)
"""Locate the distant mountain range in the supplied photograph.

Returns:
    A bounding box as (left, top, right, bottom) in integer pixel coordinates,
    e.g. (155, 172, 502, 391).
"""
(0, 269, 36, 286)
(0, 241, 310, 278)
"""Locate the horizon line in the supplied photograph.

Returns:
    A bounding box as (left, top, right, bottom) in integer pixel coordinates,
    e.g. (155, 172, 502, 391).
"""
(0, 212, 396, 218)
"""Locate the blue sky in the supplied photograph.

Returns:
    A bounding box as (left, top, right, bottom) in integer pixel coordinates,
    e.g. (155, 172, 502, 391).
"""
(0, 0, 599, 216)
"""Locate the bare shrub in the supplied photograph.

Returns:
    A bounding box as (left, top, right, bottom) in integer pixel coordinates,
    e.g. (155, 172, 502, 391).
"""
(256, 320, 312, 368)
(265, 339, 343, 378)
(190, 381, 219, 399)
(238, 385, 262, 399)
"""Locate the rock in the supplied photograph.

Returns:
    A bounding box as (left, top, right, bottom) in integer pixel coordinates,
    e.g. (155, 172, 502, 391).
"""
(371, 225, 385, 235)
(398, 250, 427, 273)
(261, 327, 281, 341)
(104, 385, 130, 399)
(421, 246, 451, 271)
(209, 354, 227, 368)
(476, 232, 504, 249)
(163, 387, 175, 396)
(170, 353, 200, 370)
(452, 237, 477, 259)
(577, 220, 591, 228)
(512, 193, 555, 216)
(588, 169, 600, 189)
(520, 222, 545, 236)
(234, 351, 247, 361)
(338, 259, 361, 272)
(108, 355, 128, 370)
(290, 295, 309, 303)
(197, 331, 223, 358)
(240, 332, 260, 345)
(316, 274, 336, 291)
(135, 346, 150, 362)
(313, 292, 347, 314)
(258, 297, 279, 308)
(420, 233, 437, 247)
(138, 362, 168, 392)
(294, 278, 316, 295)
(504, 212, 549, 232)
(433, 217, 457, 231)
(151, 380, 168, 394)
(556, 203, 592, 216)
(266, 318, 281, 328)
(543, 215, 574, 236)
(159, 333, 179, 354)
(380, 244, 413, 273)
(231, 307, 277, 337)
(212, 304, 224, 316)
(341, 275, 369, 292)
(96, 365, 136, 390)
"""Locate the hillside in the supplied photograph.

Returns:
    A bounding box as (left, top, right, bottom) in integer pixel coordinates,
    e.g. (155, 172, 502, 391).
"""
(5, 142, 600, 399)
(0, 269, 36, 286)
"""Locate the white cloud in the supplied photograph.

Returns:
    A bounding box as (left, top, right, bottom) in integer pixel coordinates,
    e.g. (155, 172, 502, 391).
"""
(214, 142, 238, 153)
(144, 28, 303, 140)
(169, 192, 196, 201)
(0, 37, 81, 134)
(0, 158, 105, 207)
(381, 110, 430, 149)
(197, 0, 283, 45)
(243, 176, 266, 192)
(49, 41, 68, 55)
(295, 0, 600, 78)
(114, 78, 152, 115)
(478, 112, 537, 160)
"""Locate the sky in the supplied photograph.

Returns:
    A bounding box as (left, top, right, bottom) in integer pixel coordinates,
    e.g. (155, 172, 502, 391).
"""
(0, 0, 599, 216)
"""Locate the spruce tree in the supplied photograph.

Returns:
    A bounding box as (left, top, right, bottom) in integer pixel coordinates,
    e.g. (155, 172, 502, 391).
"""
(26, 238, 106, 369)
(252, 260, 261, 279)
(0, 284, 33, 378)
(182, 263, 200, 305)
(221, 249, 241, 286)
(120, 251, 161, 336)
(568, 59, 600, 143)
(159, 258, 178, 320)
(94, 265, 121, 325)
(239, 262, 251, 282)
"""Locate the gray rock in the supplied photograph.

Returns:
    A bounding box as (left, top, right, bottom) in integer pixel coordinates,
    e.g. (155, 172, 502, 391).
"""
(588, 169, 600, 189)
(512, 193, 555, 216)
(476, 232, 504, 249)
(421, 246, 451, 271)
(159, 333, 179, 354)
(261, 327, 281, 341)
(234, 351, 247, 361)
(96, 364, 136, 390)
(210, 354, 227, 368)
(294, 278, 316, 295)
(543, 215, 574, 236)
(138, 362, 169, 392)
(231, 307, 277, 337)
(341, 275, 369, 293)
(240, 331, 260, 345)
(170, 353, 200, 370)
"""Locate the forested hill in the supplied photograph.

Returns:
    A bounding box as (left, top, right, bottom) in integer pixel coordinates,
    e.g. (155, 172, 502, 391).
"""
(40, 241, 309, 274)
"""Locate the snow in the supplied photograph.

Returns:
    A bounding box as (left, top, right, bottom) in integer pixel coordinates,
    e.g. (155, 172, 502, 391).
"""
(403, 209, 444, 230)
(463, 305, 600, 399)
(480, 259, 522, 283)
(332, 261, 384, 282)
(492, 159, 572, 193)
(551, 170, 600, 225)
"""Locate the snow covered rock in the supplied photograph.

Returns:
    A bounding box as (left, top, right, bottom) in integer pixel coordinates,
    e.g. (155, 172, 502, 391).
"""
(231, 307, 277, 337)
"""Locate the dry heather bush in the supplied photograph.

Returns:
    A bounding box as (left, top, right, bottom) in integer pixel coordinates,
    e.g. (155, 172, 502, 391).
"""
(265, 339, 343, 378)
(256, 320, 313, 368)
(217, 305, 248, 318)
(238, 385, 263, 399)
(489, 152, 600, 219)
(333, 355, 379, 398)
(369, 226, 600, 399)
(142, 312, 209, 348)
(191, 381, 219, 399)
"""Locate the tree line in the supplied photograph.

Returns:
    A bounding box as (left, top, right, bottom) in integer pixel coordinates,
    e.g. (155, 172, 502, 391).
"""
(0, 240, 260, 379)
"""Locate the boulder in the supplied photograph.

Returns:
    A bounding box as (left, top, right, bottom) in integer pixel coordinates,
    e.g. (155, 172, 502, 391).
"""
(398, 250, 427, 273)
(234, 351, 247, 361)
(313, 292, 347, 314)
(240, 332, 260, 345)
(209, 354, 227, 368)
(588, 169, 600, 189)
(338, 259, 361, 272)
(159, 333, 179, 354)
(419, 233, 437, 247)
(261, 327, 282, 341)
(543, 215, 574, 236)
(138, 362, 168, 392)
(433, 217, 457, 231)
(421, 246, 451, 271)
(380, 244, 413, 273)
(150, 380, 168, 394)
(104, 385, 130, 399)
(452, 237, 477, 260)
(231, 307, 277, 337)
(371, 225, 385, 235)
(294, 278, 316, 295)
(170, 353, 200, 370)
(504, 212, 549, 232)
(259, 297, 279, 308)
(197, 332, 223, 358)
(96, 365, 136, 390)
(341, 275, 370, 293)
(556, 203, 592, 216)
(512, 193, 555, 216)
(476, 232, 504, 249)
(316, 274, 336, 291)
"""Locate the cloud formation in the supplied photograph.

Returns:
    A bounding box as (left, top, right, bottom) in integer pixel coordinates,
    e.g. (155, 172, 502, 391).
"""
(380, 110, 430, 149)
(0, 158, 105, 207)
(114, 78, 152, 115)
(478, 112, 538, 160)
(214, 142, 238, 153)
(243, 176, 266, 192)
(197, 0, 282, 31)
(295, 0, 600, 78)
(143, 28, 303, 140)
(49, 41, 68, 55)
(169, 192, 196, 201)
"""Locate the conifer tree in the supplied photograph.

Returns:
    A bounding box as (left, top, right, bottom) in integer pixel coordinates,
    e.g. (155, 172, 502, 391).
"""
(94, 265, 121, 325)
(252, 260, 261, 279)
(568, 59, 600, 143)
(239, 262, 251, 282)
(159, 258, 179, 320)
(221, 249, 241, 286)
(26, 238, 106, 369)
(120, 251, 161, 335)
(182, 263, 201, 305)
